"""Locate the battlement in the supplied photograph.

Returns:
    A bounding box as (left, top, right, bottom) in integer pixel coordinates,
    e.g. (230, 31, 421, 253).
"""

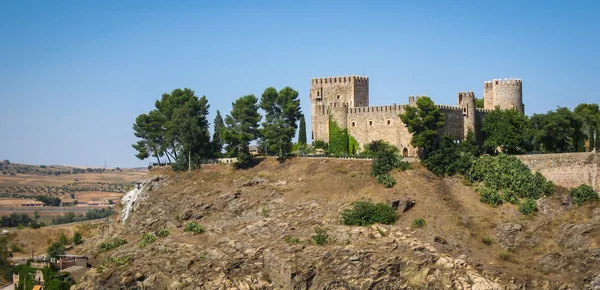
(435, 104, 462, 111)
(476, 108, 493, 113)
(328, 102, 349, 108)
(458, 92, 475, 98)
(312, 76, 369, 85)
(484, 78, 522, 87)
(348, 104, 406, 114)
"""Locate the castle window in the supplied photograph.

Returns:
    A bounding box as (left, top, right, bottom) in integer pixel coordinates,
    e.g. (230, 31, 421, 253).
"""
(387, 120, 391, 125)
(403, 148, 408, 157)
(352, 121, 355, 127)
(336, 95, 340, 100)
(369, 121, 373, 126)
(317, 91, 320, 97)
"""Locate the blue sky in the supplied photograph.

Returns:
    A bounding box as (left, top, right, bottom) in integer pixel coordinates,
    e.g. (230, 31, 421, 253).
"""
(1, 0, 599, 167)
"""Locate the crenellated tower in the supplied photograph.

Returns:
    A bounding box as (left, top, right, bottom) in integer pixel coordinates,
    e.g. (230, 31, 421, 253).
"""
(310, 76, 369, 143)
(458, 91, 476, 139)
(483, 78, 524, 114)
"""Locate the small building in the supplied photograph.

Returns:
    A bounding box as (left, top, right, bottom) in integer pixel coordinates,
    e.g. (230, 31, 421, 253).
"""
(55, 255, 88, 270)
(20, 201, 45, 207)
(249, 145, 260, 156)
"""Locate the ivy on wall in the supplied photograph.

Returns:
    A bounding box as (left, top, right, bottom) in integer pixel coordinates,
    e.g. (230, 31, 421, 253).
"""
(329, 116, 359, 154)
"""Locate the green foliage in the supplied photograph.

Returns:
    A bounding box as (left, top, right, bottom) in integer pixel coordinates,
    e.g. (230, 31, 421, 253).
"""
(499, 250, 511, 261)
(412, 218, 426, 228)
(500, 189, 519, 204)
(52, 208, 113, 225)
(138, 233, 157, 248)
(261, 207, 269, 217)
(482, 236, 493, 245)
(73, 232, 83, 245)
(574, 103, 600, 151)
(155, 227, 169, 238)
(41, 266, 75, 290)
(259, 87, 302, 158)
(423, 132, 479, 177)
(212, 110, 225, 157)
(376, 174, 396, 188)
(328, 117, 353, 154)
(518, 198, 537, 217)
(58, 232, 69, 245)
(284, 236, 301, 244)
(341, 201, 397, 226)
(0, 240, 13, 281)
(311, 227, 329, 245)
(570, 184, 599, 206)
(478, 187, 503, 207)
(97, 255, 134, 272)
(35, 195, 61, 206)
(530, 107, 586, 153)
(10, 243, 23, 253)
(184, 221, 204, 234)
(468, 154, 554, 202)
(221, 95, 262, 164)
(99, 237, 127, 252)
(0, 213, 32, 228)
(475, 98, 484, 109)
(398, 96, 445, 155)
(313, 140, 328, 150)
(298, 115, 307, 145)
(482, 107, 530, 154)
(47, 241, 65, 259)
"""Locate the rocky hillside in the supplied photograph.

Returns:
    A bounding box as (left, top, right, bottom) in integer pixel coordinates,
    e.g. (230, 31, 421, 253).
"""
(72, 158, 600, 289)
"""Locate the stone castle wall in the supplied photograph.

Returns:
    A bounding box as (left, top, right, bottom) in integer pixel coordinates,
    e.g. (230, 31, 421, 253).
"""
(517, 152, 599, 191)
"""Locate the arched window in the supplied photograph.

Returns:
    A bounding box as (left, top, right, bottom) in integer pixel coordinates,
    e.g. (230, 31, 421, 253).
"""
(336, 95, 340, 100)
(403, 148, 408, 157)
(369, 121, 373, 126)
(317, 91, 320, 97)
(387, 120, 391, 125)
(351, 121, 355, 127)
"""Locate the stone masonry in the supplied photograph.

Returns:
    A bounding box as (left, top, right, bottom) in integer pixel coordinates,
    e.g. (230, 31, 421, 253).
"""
(310, 76, 523, 156)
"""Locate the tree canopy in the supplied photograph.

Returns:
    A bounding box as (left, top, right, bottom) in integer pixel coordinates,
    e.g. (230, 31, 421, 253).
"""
(574, 103, 600, 151)
(398, 96, 445, 155)
(221, 95, 262, 164)
(482, 107, 530, 154)
(298, 115, 307, 146)
(212, 110, 225, 157)
(259, 87, 302, 158)
(530, 107, 585, 153)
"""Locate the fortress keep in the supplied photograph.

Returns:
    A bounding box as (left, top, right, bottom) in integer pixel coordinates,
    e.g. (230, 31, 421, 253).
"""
(310, 76, 524, 157)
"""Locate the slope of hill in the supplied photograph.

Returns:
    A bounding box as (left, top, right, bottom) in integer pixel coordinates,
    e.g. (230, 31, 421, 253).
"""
(70, 158, 599, 289)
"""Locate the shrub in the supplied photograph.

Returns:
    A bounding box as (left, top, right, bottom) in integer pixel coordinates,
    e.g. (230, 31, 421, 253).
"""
(138, 233, 157, 248)
(10, 244, 23, 253)
(341, 201, 396, 226)
(58, 232, 69, 245)
(311, 227, 328, 245)
(499, 250, 511, 261)
(500, 189, 518, 204)
(99, 237, 127, 252)
(479, 187, 503, 207)
(482, 236, 493, 245)
(371, 148, 405, 177)
(183, 221, 204, 234)
(376, 174, 396, 188)
(261, 207, 269, 217)
(518, 198, 537, 217)
(155, 227, 169, 238)
(570, 184, 599, 206)
(284, 236, 301, 244)
(72, 232, 83, 245)
(412, 218, 426, 228)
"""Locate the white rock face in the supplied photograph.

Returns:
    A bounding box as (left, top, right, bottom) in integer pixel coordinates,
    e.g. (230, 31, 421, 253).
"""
(121, 186, 142, 224)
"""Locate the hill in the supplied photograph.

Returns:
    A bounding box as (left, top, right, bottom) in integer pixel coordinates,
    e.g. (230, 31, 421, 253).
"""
(70, 158, 599, 289)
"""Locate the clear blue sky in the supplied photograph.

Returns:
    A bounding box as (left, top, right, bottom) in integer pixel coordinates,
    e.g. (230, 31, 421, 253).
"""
(1, 0, 599, 167)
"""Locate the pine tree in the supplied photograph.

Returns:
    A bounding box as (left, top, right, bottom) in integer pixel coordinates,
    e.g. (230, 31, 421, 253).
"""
(212, 110, 225, 157)
(298, 115, 307, 145)
(222, 95, 262, 164)
(259, 87, 302, 158)
(398, 96, 445, 156)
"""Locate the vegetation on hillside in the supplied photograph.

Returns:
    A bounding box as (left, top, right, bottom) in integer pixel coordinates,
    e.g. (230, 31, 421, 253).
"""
(259, 87, 302, 159)
(341, 201, 396, 226)
(369, 141, 408, 188)
(221, 95, 263, 165)
(398, 96, 445, 156)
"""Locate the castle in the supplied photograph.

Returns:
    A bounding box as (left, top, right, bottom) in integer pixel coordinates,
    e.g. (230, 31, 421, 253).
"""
(310, 76, 524, 157)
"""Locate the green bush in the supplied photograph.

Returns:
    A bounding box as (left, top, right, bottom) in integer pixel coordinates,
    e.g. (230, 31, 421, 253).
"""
(184, 221, 204, 234)
(482, 236, 493, 245)
(479, 187, 503, 207)
(284, 236, 301, 244)
(341, 201, 396, 226)
(500, 189, 518, 204)
(518, 198, 537, 217)
(10, 244, 23, 253)
(155, 227, 169, 238)
(99, 237, 127, 252)
(261, 207, 269, 217)
(570, 184, 599, 206)
(412, 218, 426, 228)
(138, 233, 157, 248)
(423, 133, 479, 177)
(376, 174, 396, 188)
(58, 232, 69, 245)
(72, 232, 83, 245)
(311, 227, 329, 245)
(371, 149, 404, 177)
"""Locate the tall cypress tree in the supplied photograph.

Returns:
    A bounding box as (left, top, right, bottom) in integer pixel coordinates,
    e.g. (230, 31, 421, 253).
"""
(298, 115, 307, 145)
(212, 110, 225, 157)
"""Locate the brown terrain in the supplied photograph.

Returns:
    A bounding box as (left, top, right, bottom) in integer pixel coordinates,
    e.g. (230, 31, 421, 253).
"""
(62, 158, 599, 289)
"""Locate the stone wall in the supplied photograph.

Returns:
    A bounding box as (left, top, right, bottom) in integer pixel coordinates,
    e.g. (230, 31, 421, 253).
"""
(517, 152, 599, 191)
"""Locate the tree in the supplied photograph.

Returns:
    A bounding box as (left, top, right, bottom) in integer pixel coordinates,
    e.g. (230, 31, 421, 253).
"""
(574, 103, 600, 151)
(530, 107, 585, 153)
(259, 87, 302, 158)
(171, 94, 211, 171)
(298, 115, 307, 146)
(47, 241, 65, 259)
(73, 232, 83, 245)
(0, 238, 12, 281)
(398, 96, 445, 156)
(58, 232, 69, 245)
(132, 110, 167, 165)
(482, 107, 530, 154)
(212, 110, 225, 157)
(221, 95, 262, 164)
(475, 98, 484, 109)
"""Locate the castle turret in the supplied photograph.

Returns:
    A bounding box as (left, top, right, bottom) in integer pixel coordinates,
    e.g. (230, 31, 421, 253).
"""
(458, 91, 476, 139)
(483, 78, 524, 114)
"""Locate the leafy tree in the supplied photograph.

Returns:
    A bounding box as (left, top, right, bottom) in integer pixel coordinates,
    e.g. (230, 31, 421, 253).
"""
(399, 96, 445, 156)
(475, 98, 484, 109)
(47, 241, 65, 259)
(424, 132, 479, 177)
(221, 95, 262, 164)
(212, 110, 225, 157)
(132, 110, 167, 165)
(171, 94, 211, 171)
(58, 232, 69, 245)
(482, 107, 530, 154)
(530, 107, 585, 153)
(259, 87, 302, 158)
(298, 115, 307, 146)
(0, 238, 12, 281)
(574, 103, 600, 151)
(73, 232, 83, 245)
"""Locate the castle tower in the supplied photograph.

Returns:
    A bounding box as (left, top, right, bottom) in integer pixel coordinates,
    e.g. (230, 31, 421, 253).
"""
(483, 78, 524, 114)
(310, 76, 369, 143)
(458, 91, 476, 139)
